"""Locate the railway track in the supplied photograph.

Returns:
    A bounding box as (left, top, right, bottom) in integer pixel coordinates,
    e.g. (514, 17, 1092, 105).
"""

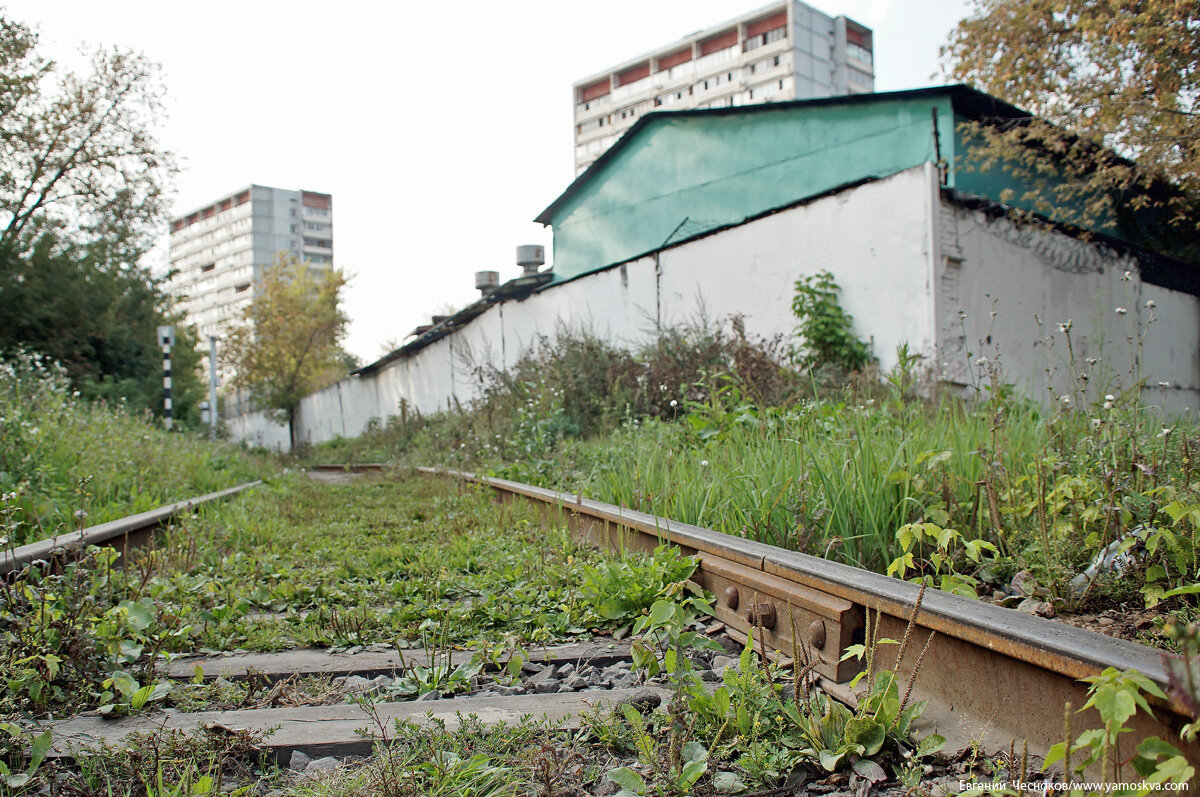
(12, 465, 1199, 787)
(0, 481, 261, 577)
(415, 466, 1200, 773)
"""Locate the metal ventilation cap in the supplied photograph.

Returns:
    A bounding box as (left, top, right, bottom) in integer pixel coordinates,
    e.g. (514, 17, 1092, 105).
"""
(516, 244, 545, 274)
(475, 270, 500, 295)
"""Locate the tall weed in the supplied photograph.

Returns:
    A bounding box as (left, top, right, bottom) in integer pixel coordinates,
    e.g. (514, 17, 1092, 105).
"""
(0, 351, 270, 546)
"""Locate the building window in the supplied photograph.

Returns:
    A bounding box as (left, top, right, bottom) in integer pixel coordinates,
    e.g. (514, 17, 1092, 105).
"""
(847, 42, 873, 67)
(744, 25, 787, 52)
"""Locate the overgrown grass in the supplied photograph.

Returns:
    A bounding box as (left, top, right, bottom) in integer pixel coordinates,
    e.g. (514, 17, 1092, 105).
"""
(306, 322, 1200, 641)
(0, 351, 272, 546)
(0, 472, 686, 716)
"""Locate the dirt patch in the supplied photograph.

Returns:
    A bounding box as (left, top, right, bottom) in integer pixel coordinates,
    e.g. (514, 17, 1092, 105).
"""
(306, 469, 366, 484)
(1056, 605, 1169, 647)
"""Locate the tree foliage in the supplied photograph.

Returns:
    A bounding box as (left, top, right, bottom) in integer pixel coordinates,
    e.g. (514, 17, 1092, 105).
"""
(0, 15, 174, 257)
(0, 12, 194, 420)
(222, 254, 350, 448)
(0, 235, 202, 418)
(945, 0, 1200, 246)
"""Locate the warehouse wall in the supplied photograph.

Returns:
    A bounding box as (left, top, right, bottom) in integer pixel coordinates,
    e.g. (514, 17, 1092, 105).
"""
(229, 165, 1199, 449)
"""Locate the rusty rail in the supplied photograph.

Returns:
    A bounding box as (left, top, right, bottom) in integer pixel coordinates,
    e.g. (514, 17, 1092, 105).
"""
(419, 466, 1200, 769)
(1, 481, 262, 576)
(308, 463, 389, 473)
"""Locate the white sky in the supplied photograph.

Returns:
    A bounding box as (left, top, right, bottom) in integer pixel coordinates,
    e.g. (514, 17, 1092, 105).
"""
(9, 0, 970, 362)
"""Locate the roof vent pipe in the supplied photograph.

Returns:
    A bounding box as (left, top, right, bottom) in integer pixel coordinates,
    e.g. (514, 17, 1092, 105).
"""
(516, 244, 545, 276)
(475, 270, 500, 295)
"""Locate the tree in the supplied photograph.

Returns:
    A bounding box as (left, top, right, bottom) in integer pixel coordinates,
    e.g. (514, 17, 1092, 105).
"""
(0, 12, 194, 420)
(222, 254, 351, 448)
(945, 1, 1200, 248)
(0, 234, 204, 421)
(0, 14, 175, 258)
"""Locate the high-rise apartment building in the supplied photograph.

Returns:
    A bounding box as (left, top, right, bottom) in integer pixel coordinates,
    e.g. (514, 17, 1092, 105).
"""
(572, 0, 874, 173)
(168, 185, 333, 342)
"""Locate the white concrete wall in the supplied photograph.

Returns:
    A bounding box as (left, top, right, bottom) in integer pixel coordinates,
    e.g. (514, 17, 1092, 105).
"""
(229, 163, 1200, 450)
(232, 165, 938, 449)
(939, 200, 1200, 411)
(225, 407, 290, 450)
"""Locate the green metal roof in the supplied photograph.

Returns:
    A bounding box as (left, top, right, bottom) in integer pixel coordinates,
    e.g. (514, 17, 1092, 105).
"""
(536, 84, 1196, 283)
(536, 85, 1034, 283)
(537, 85, 1024, 226)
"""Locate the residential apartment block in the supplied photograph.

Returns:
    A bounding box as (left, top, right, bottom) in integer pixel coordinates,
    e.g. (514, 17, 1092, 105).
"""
(572, 0, 874, 173)
(168, 185, 333, 342)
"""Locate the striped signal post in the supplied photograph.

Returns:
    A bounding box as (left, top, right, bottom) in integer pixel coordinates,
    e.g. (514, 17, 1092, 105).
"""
(158, 325, 174, 430)
(208, 335, 219, 437)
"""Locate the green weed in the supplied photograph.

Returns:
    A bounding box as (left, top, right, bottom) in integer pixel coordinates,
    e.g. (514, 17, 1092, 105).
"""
(0, 351, 270, 547)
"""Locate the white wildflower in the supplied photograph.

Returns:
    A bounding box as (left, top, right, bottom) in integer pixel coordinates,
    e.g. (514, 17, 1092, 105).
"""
(700, 460, 709, 467)
(1145, 299, 1156, 309)
(1104, 394, 1115, 402)
(1115, 307, 1128, 315)
(1060, 395, 1072, 405)
(1157, 381, 1171, 388)
(1058, 320, 1073, 333)
(975, 357, 989, 367)
(1122, 270, 1132, 281)
(1091, 419, 1101, 428)
(669, 399, 677, 408)
(1103, 401, 1114, 410)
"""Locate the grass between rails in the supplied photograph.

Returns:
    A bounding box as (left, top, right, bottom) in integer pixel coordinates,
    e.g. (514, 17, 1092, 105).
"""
(2, 471, 729, 793)
(0, 472, 675, 718)
(146, 473, 622, 653)
(0, 352, 272, 547)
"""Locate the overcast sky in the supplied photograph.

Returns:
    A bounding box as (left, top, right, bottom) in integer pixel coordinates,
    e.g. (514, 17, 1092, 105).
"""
(9, 0, 972, 361)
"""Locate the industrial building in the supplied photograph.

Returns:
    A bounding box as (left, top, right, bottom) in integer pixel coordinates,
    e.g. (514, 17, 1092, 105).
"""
(168, 185, 334, 343)
(227, 86, 1199, 448)
(572, 0, 874, 172)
